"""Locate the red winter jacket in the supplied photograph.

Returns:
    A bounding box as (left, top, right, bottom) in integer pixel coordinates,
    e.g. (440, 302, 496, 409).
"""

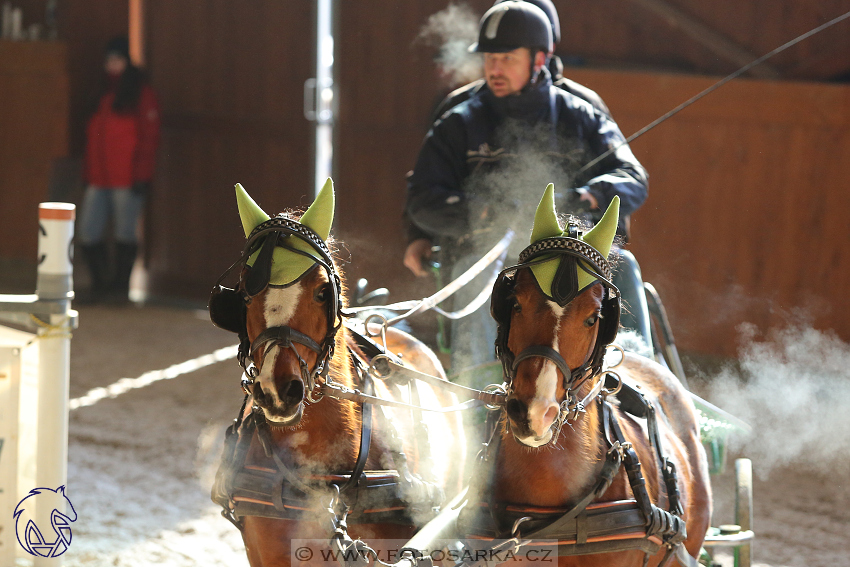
(84, 84, 161, 188)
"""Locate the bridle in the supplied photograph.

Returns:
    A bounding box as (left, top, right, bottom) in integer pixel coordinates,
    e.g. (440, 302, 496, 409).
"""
(209, 215, 451, 532)
(490, 222, 622, 424)
(208, 215, 343, 397)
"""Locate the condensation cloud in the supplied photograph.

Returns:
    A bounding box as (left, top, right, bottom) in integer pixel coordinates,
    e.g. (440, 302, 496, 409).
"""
(417, 3, 483, 86)
(703, 320, 850, 477)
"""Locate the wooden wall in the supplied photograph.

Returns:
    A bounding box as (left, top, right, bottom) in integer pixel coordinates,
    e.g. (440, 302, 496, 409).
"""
(13, 0, 130, 155)
(143, 1, 316, 298)
(0, 41, 68, 260)
(563, 0, 850, 80)
(567, 68, 850, 356)
(331, 2, 459, 301)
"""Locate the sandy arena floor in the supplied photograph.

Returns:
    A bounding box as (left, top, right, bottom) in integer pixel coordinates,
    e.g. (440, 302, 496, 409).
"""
(10, 303, 849, 566)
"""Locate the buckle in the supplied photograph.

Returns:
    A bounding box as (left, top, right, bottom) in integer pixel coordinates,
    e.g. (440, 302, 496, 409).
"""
(608, 440, 633, 461)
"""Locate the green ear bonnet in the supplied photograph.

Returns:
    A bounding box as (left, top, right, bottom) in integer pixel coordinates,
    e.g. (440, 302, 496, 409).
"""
(525, 184, 619, 305)
(489, 183, 622, 388)
(208, 178, 341, 335)
(236, 179, 336, 291)
(208, 178, 342, 391)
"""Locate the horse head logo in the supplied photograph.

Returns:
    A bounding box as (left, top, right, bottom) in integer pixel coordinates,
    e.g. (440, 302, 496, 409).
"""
(13, 486, 78, 558)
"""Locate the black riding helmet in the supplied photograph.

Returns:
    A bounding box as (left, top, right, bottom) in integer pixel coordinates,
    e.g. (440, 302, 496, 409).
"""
(468, 1, 553, 54)
(495, 0, 561, 46)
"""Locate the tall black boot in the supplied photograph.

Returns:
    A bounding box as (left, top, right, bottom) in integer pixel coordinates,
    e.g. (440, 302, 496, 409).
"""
(79, 242, 110, 303)
(109, 241, 138, 304)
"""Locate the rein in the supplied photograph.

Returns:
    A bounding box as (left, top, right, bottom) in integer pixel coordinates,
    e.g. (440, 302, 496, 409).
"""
(345, 229, 515, 325)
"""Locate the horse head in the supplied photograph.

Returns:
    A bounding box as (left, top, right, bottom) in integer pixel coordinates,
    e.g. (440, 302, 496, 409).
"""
(494, 185, 620, 447)
(233, 179, 342, 425)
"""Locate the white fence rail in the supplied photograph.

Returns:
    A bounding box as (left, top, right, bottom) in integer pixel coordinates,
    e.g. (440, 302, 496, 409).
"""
(0, 203, 77, 566)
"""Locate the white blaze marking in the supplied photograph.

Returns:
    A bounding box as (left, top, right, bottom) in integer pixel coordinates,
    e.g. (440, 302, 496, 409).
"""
(257, 285, 304, 401)
(265, 285, 303, 328)
(525, 302, 565, 438)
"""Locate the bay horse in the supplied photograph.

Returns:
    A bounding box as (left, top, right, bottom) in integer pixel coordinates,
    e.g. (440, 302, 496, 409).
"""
(209, 180, 465, 567)
(457, 186, 711, 567)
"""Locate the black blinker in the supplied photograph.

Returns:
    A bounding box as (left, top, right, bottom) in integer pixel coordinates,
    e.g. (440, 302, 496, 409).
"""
(244, 234, 277, 297)
(209, 285, 246, 334)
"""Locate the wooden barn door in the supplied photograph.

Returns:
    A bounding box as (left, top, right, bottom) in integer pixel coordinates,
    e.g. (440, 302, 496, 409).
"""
(143, 1, 316, 299)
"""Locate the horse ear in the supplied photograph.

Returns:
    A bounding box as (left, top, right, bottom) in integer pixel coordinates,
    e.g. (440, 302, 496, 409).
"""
(575, 196, 619, 291)
(529, 184, 565, 300)
(235, 183, 270, 238)
(581, 196, 619, 259)
(299, 178, 335, 241)
(266, 178, 335, 286)
(530, 183, 563, 244)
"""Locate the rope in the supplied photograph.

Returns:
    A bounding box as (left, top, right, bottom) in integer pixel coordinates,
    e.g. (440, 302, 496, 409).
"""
(29, 314, 73, 340)
(577, 9, 850, 175)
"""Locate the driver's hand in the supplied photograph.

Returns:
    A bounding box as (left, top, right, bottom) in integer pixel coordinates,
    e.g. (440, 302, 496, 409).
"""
(575, 188, 599, 210)
(403, 239, 433, 278)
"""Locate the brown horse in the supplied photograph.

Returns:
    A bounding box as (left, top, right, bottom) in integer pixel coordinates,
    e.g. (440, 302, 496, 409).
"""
(210, 181, 465, 567)
(457, 187, 711, 567)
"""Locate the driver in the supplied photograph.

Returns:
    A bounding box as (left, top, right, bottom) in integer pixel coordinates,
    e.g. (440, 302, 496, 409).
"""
(428, 0, 611, 123)
(403, 1, 648, 381)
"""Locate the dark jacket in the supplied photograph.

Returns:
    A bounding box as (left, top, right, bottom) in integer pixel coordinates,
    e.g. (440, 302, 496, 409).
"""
(406, 69, 647, 244)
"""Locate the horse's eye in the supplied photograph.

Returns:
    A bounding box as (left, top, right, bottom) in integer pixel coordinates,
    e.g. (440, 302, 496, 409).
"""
(584, 314, 599, 327)
(511, 299, 521, 313)
(315, 285, 330, 303)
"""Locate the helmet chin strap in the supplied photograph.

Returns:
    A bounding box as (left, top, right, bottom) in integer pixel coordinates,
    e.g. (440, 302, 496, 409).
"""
(528, 50, 539, 86)
(525, 52, 549, 89)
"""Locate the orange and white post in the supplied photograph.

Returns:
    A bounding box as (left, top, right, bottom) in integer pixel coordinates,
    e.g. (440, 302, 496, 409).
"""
(34, 203, 76, 567)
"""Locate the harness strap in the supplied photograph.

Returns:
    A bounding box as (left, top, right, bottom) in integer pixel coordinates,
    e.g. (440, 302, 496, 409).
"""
(511, 345, 571, 386)
(324, 384, 486, 413)
(253, 409, 325, 500)
(460, 398, 693, 565)
(251, 326, 322, 357)
(370, 356, 505, 407)
(338, 362, 373, 495)
(605, 376, 685, 517)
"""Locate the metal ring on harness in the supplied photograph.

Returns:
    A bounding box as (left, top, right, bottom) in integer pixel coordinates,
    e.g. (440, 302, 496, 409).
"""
(601, 370, 623, 397)
(483, 383, 509, 410)
(605, 344, 626, 369)
(369, 354, 393, 380)
(363, 312, 389, 349)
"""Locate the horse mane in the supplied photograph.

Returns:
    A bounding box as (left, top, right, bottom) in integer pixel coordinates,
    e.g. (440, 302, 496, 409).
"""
(555, 212, 623, 270)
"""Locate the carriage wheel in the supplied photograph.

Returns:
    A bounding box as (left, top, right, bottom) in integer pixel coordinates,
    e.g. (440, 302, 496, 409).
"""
(734, 458, 753, 567)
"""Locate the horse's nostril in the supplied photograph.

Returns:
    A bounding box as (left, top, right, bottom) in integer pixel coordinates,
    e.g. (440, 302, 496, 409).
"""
(505, 398, 527, 423)
(542, 404, 559, 429)
(283, 379, 304, 404)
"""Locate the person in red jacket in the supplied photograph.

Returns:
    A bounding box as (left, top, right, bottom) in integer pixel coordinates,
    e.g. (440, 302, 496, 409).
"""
(79, 36, 160, 303)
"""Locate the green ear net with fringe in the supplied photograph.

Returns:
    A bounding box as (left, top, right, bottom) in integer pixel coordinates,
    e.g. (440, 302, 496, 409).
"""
(235, 178, 335, 286)
(529, 184, 619, 297)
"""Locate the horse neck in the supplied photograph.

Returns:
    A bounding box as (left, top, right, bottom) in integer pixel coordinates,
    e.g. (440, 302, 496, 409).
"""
(494, 387, 605, 506)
